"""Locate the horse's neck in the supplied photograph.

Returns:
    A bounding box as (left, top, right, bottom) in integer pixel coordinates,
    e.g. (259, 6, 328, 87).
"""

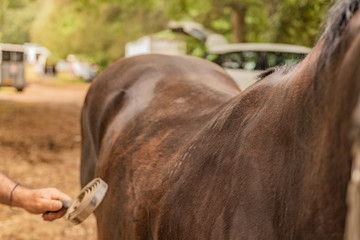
(311, 12, 360, 123)
(298, 29, 360, 180)
(275, 14, 360, 236)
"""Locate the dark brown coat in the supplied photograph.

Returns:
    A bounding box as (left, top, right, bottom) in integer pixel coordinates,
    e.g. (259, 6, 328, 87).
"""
(81, 1, 360, 239)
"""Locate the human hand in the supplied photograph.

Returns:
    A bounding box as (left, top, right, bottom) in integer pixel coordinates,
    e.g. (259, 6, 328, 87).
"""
(12, 186, 71, 221)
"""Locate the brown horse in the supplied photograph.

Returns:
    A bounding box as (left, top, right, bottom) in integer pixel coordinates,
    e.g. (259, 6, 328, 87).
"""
(81, 0, 360, 239)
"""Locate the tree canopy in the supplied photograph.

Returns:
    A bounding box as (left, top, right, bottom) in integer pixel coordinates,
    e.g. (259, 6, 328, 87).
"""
(0, 0, 332, 68)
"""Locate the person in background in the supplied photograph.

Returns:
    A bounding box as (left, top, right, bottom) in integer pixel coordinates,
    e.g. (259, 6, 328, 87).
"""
(0, 172, 71, 221)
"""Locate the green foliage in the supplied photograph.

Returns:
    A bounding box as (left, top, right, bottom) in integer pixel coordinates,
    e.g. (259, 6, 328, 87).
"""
(273, 0, 331, 46)
(29, 0, 169, 69)
(0, 0, 37, 43)
(0, 0, 334, 68)
(183, 35, 207, 57)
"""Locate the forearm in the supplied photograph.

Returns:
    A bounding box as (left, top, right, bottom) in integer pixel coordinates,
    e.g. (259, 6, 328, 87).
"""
(0, 172, 70, 221)
(0, 172, 18, 206)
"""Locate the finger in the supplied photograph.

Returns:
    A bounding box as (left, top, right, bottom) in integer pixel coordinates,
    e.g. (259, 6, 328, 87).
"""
(47, 188, 72, 200)
(42, 209, 66, 221)
(40, 199, 63, 212)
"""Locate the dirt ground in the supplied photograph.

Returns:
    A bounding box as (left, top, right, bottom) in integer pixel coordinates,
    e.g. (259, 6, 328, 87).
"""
(0, 81, 98, 240)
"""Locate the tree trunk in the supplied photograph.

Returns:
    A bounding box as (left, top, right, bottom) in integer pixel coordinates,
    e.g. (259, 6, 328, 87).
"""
(231, 5, 247, 43)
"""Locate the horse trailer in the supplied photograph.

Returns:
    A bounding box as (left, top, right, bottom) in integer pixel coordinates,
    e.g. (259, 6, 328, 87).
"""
(0, 43, 26, 91)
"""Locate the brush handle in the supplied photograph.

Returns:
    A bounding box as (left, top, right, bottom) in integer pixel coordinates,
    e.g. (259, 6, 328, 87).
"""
(60, 199, 72, 210)
(46, 199, 73, 214)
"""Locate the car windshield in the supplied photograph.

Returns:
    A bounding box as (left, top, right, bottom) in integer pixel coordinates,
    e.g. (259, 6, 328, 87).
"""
(210, 51, 306, 70)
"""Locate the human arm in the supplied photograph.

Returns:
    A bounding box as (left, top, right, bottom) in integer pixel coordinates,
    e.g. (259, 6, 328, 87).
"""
(0, 172, 71, 221)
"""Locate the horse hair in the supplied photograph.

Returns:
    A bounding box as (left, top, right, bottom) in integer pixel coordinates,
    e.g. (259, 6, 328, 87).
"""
(318, 0, 360, 71)
(257, 64, 296, 81)
(257, 68, 276, 80)
(260, 0, 359, 81)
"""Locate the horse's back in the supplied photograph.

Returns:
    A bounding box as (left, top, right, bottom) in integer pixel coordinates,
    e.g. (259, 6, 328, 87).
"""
(83, 54, 239, 129)
(81, 54, 239, 181)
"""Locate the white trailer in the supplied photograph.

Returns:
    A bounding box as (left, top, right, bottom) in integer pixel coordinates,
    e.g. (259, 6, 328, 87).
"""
(0, 43, 26, 91)
(125, 32, 186, 57)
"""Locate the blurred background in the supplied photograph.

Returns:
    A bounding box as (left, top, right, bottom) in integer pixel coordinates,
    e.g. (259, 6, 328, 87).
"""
(0, 0, 331, 72)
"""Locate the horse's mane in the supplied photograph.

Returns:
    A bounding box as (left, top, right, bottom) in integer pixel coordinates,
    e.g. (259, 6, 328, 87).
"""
(241, 1, 359, 83)
(257, 64, 296, 81)
(257, 68, 276, 80)
(318, 0, 359, 71)
(256, 1, 360, 82)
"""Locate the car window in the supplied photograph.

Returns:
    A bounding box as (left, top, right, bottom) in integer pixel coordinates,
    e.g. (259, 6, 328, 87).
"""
(212, 51, 307, 71)
(281, 52, 305, 65)
(214, 51, 263, 70)
(242, 51, 258, 70)
(267, 52, 282, 68)
(216, 52, 243, 69)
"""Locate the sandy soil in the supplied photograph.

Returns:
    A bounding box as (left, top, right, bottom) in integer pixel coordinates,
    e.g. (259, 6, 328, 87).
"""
(0, 81, 98, 240)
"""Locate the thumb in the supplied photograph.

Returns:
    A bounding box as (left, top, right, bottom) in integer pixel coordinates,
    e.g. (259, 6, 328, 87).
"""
(43, 200, 63, 212)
